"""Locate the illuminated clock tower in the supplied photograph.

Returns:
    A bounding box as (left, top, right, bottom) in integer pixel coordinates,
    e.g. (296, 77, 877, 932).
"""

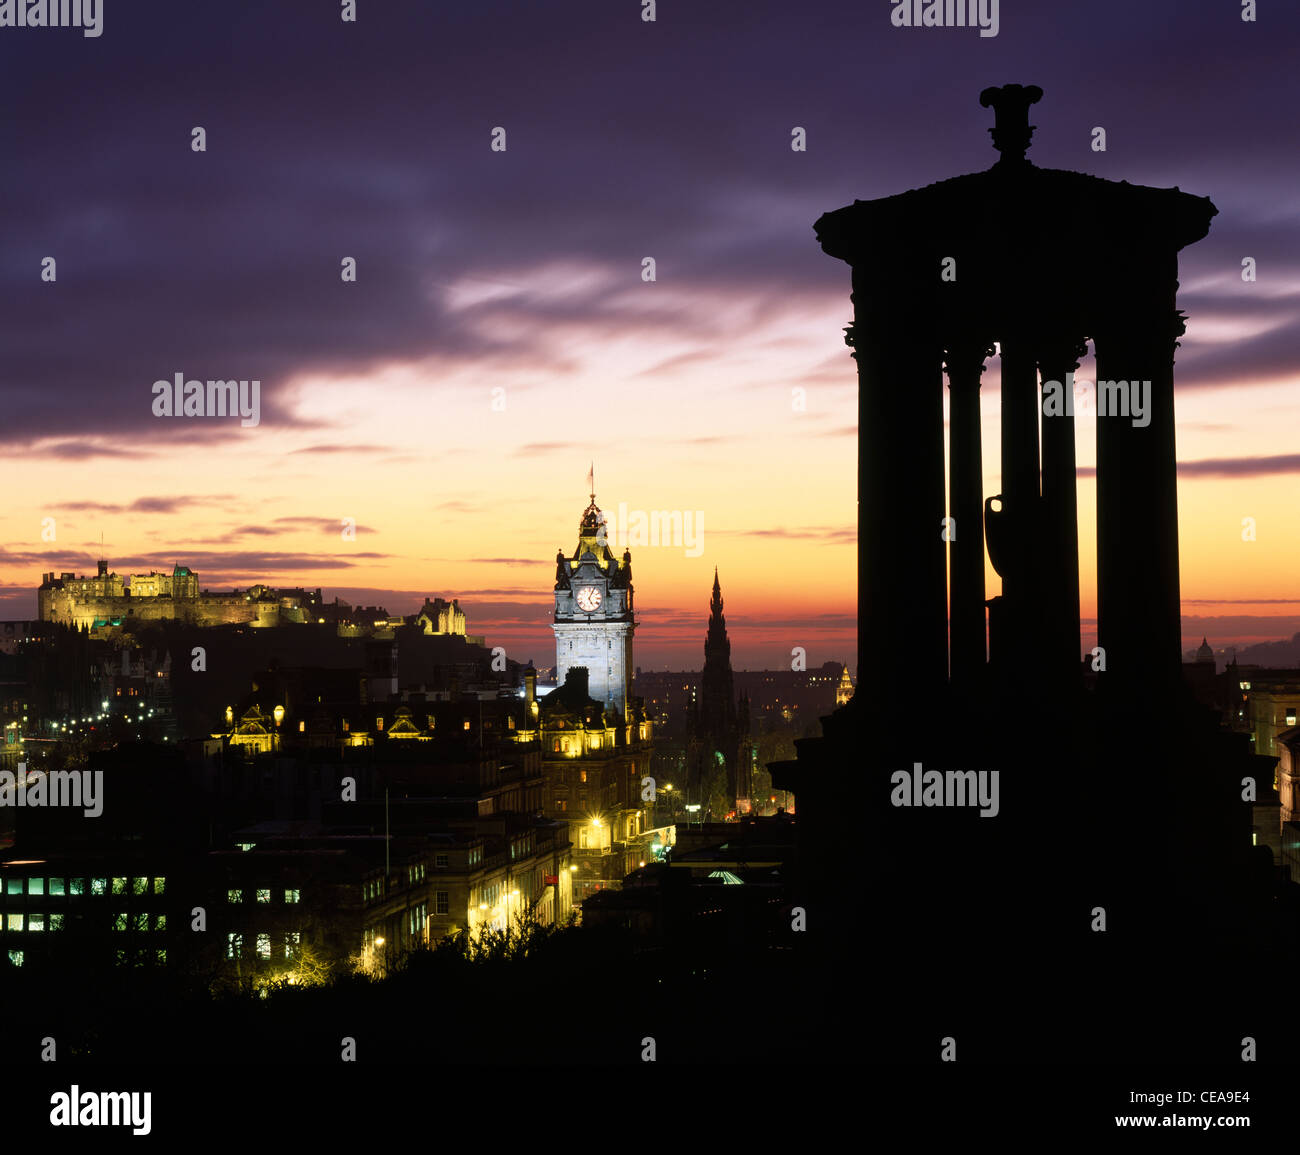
(553, 487, 635, 719)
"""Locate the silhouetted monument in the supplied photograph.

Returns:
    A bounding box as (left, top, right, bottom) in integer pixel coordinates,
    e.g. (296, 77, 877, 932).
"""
(772, 86, 1275, 1062)
(817, 82, 1213, 700)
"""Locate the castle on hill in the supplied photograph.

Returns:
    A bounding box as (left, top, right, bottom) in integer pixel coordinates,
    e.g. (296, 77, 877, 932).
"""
(37, 559, 471, 639)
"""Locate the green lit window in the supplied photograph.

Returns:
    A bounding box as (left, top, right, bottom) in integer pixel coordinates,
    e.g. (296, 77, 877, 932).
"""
(113, 913, 127, 931)
(5, 878, 21, 895)
(91, 878, 107, 896)
(153, 914, 166, 932)
(285, 889, 300, 904)
(27, 914, 44, 932)
(256, 933, 271, 959)
(132, 877, 147, 896)
(6, 950, 21, 967)
(49, 878, 65, 896)
(70, 878, 84, 895)
(285, 932, 300, 958)
(153, 877, 165, 895)
(256, 889, 270, 904)
(132, 913, 147, 933)
(111, 877, 127, 895)
(226, 933, 241, 959)
(28, 878, 43, 896)
(227, 889, 242, 904)
(49, 913, 64, 931)
(5, 914, 22, 931)
(155, 949, 166, 965)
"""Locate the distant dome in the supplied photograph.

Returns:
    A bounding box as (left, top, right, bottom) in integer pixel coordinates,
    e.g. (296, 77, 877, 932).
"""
(1196, 637, 1214, 664)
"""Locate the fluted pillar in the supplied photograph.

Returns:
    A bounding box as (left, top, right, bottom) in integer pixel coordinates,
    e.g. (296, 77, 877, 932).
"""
(1038, 338, 1087, 683)
(945, 339, 994, 686)
(990, 337, 1042, 673)
(852, 281, 949, 707)
(1094, 299, 1186, 695)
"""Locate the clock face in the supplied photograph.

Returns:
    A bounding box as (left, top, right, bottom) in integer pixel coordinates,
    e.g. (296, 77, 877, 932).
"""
(576, 586, 602, 612)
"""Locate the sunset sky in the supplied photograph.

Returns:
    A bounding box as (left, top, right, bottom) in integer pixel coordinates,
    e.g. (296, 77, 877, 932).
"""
(1, 1, 1297, 670)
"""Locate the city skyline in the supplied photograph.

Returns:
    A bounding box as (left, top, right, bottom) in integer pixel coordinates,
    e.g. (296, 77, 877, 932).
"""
(2, 2, 1299, 669)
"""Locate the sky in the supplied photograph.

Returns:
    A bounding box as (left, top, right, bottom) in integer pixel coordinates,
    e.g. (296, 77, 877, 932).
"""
(0, 0, 1297, 671)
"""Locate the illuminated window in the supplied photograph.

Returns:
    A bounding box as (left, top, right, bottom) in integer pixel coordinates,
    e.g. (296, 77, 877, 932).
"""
(298, 720, 306, 732)
(256, 889, 271, 904)
(580, 770, 587, 783)
(7, 950, 22, 967)
(227, 889, 243, 904)
(463, 719, 471, 731)
(27, 878, 44, 896)
(49, 878, 65, 896)
(91, 878, 107, 896)
(226, 933, 242, 959)
(112, 877, 127, 895)
(153, 915, 166, 932)
(256, 934, 271, 959)
(376, 717, 384, 731)
(49, 913, 64, 930)
(285, 932, 300, 958)
(132, 877, 147, 896)
(113, 913, 127, 931)
(4, 878, 20, 895)
(132, 913, 147, 933)
(285, 889, 300, 904)
(153, 877, 165, 895)
(5, 914, 21, 931)
(155, 950, 166, 965)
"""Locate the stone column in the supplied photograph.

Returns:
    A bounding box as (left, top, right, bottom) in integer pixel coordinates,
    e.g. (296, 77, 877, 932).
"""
(852, 277, 949, 705)
(991, 337, 1042, 672)
(1094, 291, 1185, 695)
(1038, 338, 1087, 684)
(945, 339, 994, 686)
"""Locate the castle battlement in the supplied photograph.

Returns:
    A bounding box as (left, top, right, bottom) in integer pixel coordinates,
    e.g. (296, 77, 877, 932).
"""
(38, 562, 311, 631)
